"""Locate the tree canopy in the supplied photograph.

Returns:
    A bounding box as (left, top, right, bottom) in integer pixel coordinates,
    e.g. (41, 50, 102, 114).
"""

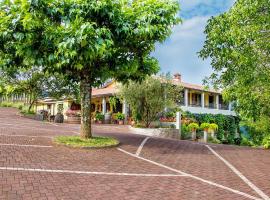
(0, 0, 180, 138)
(119, 75, 182, 127)
(199, 0, 270, 120)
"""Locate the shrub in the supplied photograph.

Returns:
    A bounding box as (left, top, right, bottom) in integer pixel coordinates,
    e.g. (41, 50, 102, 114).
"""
(20, 109, 35, 115)
(262, 135, 270, 149)
(181, 124, 191, 139)
(164, 111, 176, 118)
(115, 112, 125, 120)
(95, 113, 105, 121)
(240, 137, 254, 147)
(208, 136, 221, 144)
(0, 102, 13, 107)
(234, 137, 242, 145)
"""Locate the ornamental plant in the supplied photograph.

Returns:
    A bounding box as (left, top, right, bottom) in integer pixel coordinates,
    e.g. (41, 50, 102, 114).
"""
(209, 123, 218, 132)
(115, 112, 125, 121)
(200, 123, 210, 131)
(188, 123, 199, 131)
(188, 122, 199, 140)
(95, 113, 105, 121)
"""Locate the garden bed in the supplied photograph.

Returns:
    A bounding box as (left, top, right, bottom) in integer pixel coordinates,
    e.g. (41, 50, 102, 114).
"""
(54, 136, 120, 149)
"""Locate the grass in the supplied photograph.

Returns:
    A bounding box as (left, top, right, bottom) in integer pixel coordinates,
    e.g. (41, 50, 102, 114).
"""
(54, 136, 119, 148)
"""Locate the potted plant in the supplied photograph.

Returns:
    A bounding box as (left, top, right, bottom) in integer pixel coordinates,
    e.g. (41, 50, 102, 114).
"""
(95, 113, 104, 124)
(115, 112, 125, 125)
(66, 109, 81, 124)
(200, 123, 210, 142)
(188, 122, 199, 140)
(209, 123, 218, 138)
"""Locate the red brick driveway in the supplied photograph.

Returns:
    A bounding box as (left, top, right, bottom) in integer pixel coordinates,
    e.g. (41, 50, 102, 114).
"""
(0, 108, 269, 200)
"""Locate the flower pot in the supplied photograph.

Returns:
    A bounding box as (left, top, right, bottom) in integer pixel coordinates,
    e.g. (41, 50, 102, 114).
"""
(118, 120, 124, 125)
(54, 113, 64, 123)
(97, 120, 103, 124)
(66, 116, 81, 124)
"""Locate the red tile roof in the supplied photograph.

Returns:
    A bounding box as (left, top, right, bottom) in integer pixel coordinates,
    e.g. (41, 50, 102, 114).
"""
(173, 80, 220, 93)
(92, 87, 118, 97)
(92, 80, 221, 97)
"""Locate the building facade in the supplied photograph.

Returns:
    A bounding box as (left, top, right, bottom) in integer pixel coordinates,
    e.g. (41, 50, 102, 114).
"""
(34, 73, 236, 121)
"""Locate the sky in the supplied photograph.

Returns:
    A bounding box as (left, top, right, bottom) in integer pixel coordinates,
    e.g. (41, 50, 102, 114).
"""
(152, 0, 235, 84)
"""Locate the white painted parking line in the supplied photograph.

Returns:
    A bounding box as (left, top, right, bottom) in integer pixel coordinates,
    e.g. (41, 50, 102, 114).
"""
(136, 137, 150, 156)
(206, 145, 269, 200)
(0, 125, 71, 133)
(117, 147, 261, 200)
(0, 134, 53, 139)
(0, 167, 186, 177)
(0, 143, 52, 148)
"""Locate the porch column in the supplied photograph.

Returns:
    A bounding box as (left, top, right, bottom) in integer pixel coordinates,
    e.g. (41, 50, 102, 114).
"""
(122, 99, 128, 123)
(229, 102, 232, 111)
(201, 92, 205, 108)
(102, 97, 106, 115)
(216, 95, 219, 110)
(184, 89, 189, 106)
(176, 112, 181, 140)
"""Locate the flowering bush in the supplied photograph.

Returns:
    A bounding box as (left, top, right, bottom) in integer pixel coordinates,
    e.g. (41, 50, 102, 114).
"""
(159, 117, 176, 122)
(66, 109, 81, 117)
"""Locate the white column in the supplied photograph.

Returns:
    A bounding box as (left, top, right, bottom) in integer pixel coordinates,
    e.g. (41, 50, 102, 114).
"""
(184, 89, 188, 106)
(229, 102, 232, 111)
(204, 131, 208, 142)
(122, 99, 128, 123)
(102, 97, 106, 115)
(176, 112, 181, 139)
(216, 95, 219, 109)
(201, 92, 205, 108)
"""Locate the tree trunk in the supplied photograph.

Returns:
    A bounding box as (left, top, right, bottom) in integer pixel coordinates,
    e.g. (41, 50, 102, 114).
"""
(80, 79, 92, 139)
(28, 93, 35, 112)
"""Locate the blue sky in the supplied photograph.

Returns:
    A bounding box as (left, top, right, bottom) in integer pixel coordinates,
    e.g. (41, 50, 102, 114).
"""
(152, 0, 235, 84)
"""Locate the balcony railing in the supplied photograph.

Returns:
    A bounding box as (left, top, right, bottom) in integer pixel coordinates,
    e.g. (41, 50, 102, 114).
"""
(188, 103, 202, 107)
(184, 103, 229, 110)
(204, 103, 216, 109)
(219, 104, 229, 110)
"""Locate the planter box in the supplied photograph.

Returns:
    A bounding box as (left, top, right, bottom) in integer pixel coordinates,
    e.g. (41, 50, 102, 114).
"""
(66, 116, 81, 124)
(129, 126, 180, 140)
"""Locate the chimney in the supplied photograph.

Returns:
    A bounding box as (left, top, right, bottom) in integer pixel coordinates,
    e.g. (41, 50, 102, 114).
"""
(173, 73, 181, 82)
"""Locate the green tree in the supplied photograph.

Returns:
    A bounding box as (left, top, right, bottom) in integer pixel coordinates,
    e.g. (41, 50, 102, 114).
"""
(199, 0, 270, 120)
(0, 0, 180, 138)
(119, 75, 182, 127)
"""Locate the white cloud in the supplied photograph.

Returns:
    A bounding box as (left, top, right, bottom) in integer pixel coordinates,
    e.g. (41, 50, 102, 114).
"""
(151, 0, 236, 84)
(180, 0, 235, 11)
(152, 16, 212, 84)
